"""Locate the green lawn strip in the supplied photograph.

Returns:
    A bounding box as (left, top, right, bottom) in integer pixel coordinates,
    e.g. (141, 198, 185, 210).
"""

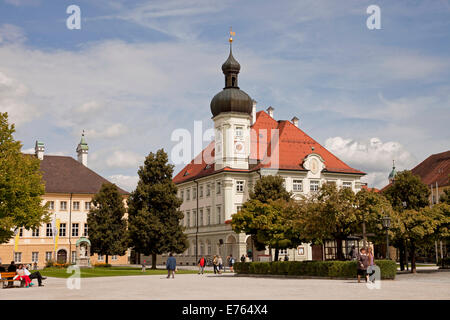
(38, 267, 208, 278)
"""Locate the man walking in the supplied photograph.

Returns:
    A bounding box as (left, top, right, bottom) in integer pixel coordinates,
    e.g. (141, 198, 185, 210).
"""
(166, 253, 177, 279)
(198, 256, 206, 275)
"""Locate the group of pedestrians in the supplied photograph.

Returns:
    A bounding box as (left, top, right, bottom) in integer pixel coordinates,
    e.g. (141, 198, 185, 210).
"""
(349, 246, 376, 283)
(0, 261, 46, 288)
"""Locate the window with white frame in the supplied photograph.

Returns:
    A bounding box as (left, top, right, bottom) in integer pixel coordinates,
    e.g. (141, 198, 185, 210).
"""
(47, 201, 54, 210)
(60, 201, 67, 210)
(192, 210, 197, 226)
(84, 223, 88, 236)
(186, 210, 191, 227)
(236, 205, 242, 213)
(73, 201, 80, 210)
(280, 249, 288, 255)
(112, 255, 118, 261)
(216, 206, 221, 224)
(186, 189, 190, 200)
(45, 252, 52, 261)
(207, 208, 211, 225)
(199, 186, 204, 197)
(72, 223, 79, 237)
(192, 187, 196, 199)
(310, 180, 320, 192)
(235, 126, 243, 137)
(98, 254, 104, 261)
(343, 181, 352, 189)
(32, 252, 39, 263)
(199, 209, 204, 226)
(236, 180, 244, 193)
(19, 227, 23, 237)
(216, 181, 221, 194)
(71, 251, 76, 263)
(206, 184, 211, 197)
(293, 179, 303, 192)
(180, 190, 184, 201)
(59, 223, 66, 237)
(85, 202, 91, 211)
(46, 223, 53, 237)
(14, 252, 22, 263)
(32, 228, 40, 237)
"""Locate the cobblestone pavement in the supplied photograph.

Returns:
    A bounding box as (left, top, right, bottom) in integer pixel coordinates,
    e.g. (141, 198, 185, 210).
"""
(1, 271, 449, 300)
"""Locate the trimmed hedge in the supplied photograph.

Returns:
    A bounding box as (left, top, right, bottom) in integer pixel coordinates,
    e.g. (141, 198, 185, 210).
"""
(234, 260, 396, 279)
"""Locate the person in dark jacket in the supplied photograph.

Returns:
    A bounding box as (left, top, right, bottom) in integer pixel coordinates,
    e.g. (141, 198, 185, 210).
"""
(240, 254, 245, 263)
(357, 248, 369, 283)
(166, 253, 176, 279)
(6, 261, 16, 287)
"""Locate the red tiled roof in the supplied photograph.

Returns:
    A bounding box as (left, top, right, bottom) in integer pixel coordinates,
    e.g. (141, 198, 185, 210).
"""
(362, 185, 380, 193)
(173, 111, 364, 184)
(39, 155, 129, 195)
(411, 150, 450, 187)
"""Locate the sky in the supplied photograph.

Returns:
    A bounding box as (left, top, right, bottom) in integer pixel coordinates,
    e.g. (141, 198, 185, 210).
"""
(0, 0, 449, 191)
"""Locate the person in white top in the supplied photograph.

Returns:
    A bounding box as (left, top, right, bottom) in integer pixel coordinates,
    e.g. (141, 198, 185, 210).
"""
(24, 265, 46, 287)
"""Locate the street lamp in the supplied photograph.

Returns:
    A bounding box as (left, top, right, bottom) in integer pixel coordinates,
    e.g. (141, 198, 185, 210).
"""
(382, 215, 391, 259)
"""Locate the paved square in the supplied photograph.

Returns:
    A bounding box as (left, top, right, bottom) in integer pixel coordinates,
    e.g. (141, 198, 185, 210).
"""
(1, 271, 449, 300)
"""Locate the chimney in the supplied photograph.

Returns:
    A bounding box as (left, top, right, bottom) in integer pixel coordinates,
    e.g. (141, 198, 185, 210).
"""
(252, 100, 257, 125)
(35, 141, 44, 160)
(291, 116, 299, 128)
(76, 131, 89, 167)
(266, 106, 274, 118)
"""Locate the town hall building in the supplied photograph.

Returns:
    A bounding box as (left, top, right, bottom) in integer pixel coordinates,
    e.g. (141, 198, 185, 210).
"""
(169, 41, 366, 265)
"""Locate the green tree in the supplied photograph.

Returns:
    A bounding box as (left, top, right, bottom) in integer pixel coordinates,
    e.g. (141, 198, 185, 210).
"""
(354, 189, 393, 253)
(383, 170, 430, 270)
(231, 175, 297, 261)
(87, 183, 128, 264)
(249, 175, 292, 203)
(391, 206, 445, 273)
(439, 188, 450, 204)
(300, 183, 357, 260)
(0, 112, 49, 243)
(127, 149, 187, 269)
(232, 199, 303, 261)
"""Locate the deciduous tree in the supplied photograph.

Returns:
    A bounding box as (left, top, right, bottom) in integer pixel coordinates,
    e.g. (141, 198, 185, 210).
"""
(0, 112, 49, 243)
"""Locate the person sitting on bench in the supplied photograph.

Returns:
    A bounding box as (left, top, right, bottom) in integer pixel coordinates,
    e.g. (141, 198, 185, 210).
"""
(24, 264, 45, 287)
(6, 261, 17, 287)
(16, 264, 33, 288)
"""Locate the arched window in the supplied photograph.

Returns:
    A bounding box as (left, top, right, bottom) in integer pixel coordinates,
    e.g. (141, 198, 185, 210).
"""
(231, 76, 236, 86)
(200, 242, 205, 255)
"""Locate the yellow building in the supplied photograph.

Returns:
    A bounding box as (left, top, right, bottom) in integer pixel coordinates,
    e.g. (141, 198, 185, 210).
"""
(0, 135, 130, 267)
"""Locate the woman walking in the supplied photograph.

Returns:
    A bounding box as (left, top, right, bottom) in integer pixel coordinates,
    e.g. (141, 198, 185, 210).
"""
(217, 256, 223, 274)
(213, 255, 218, 274)
(357, 248, 369, 283)
(367, 247, 376, 282)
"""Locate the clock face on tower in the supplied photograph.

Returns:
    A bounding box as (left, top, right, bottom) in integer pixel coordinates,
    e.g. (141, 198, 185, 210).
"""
(234, 141, 244, 154)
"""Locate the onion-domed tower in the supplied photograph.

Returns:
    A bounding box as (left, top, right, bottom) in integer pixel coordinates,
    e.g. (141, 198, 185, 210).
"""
(212, 31, 253, 170)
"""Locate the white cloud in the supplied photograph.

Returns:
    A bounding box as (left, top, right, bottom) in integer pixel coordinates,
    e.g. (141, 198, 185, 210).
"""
(0, 24, 26, 44)
(0, 71, 37, 125)
(105, 150, 143, 169)
(108, 174, 139, 192)
(325, 137, 417, 188)
(84, 123, 128, 139)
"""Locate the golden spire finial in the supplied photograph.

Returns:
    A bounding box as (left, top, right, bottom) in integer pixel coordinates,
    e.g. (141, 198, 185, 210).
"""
(229, 26, 235, 43)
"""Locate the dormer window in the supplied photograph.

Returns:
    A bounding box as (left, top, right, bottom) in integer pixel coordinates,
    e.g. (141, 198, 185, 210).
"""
(183, 171, 189, 176)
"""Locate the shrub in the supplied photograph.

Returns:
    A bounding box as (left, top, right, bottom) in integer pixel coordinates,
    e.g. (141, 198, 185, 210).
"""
(438, 257, 450, 268)
(235, 260, 396, 279)
(375, 260, 397, 279)
(45, 259, 55, 268)
(94, 263, 112, 268)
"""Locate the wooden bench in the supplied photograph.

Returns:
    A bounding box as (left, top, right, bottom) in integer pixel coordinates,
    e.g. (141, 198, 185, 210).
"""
(0, 272, 24, 288)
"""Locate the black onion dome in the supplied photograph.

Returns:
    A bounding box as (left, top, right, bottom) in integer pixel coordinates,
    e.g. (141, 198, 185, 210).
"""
(211, 45, 252, 118)
(221, 50, 241, 73)
(210, 88, 253, 117)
